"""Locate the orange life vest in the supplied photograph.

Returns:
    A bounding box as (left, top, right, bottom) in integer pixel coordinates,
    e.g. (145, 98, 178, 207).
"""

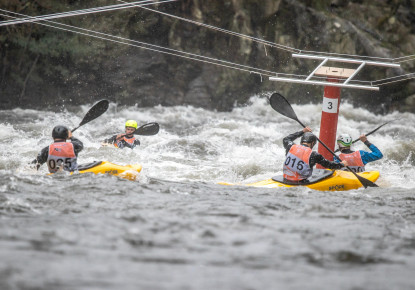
(283, 144, 313, 182)
(115, 136, 136, 148)
(339, 151, 365, 172)
(47, 142, 77, 173)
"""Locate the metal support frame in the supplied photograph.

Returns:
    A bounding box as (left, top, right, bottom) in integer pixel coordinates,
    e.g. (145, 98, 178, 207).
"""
(269, 76, 379, 91)
(292, 53, 401, 68)
(344, 62, 365, 84)
(269, 53, 401, 91)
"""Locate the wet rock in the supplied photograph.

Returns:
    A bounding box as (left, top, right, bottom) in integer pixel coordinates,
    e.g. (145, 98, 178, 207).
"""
(1, 0, 414, 113)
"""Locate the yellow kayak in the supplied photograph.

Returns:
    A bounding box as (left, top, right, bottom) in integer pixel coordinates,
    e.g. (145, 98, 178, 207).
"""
(78, 161, 142, 181)
(220, 169, 380, 191)
(48, 161, 142, 181)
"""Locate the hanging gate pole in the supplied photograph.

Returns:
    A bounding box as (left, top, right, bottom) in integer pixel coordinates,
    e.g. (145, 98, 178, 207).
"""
(316, 77, 341, 168)
(268, 53, 402, 169)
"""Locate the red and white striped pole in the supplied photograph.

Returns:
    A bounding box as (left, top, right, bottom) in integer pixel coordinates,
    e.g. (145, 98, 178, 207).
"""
(316, 77, 341, 168)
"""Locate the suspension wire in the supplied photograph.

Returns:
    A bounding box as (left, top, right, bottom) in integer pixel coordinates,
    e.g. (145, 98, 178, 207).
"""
(272, 72, 372, 85)
(0, 9, 279, 78)
(1, 4, 413, 86)
(0, 8, 390, 86)
(372, 73, 415, 86)
(393, 54, 415, 63)
(286, 48, 415, 64)
(2, 0, 413, 66)
(116, 0, 299, 54)
(0, 0, 152, 26)
(296, 49, 413, 63)
(116, 0, 415, 64)
(297, 50, 395, 62)
(0, 0, 177, 27)
(375, 76, 415, 86)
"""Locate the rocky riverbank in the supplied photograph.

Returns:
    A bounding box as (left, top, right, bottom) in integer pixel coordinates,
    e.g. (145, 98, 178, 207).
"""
(1, 0, 414, 113)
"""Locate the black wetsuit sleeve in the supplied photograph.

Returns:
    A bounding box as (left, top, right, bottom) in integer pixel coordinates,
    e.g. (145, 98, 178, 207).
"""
(103, 135, 117, 144)
(134, 139, 140, 146)
(32, 146, 49, 168)
(70, 137, 83, 156)
(310, 151, 344, 170)
(283, 131, 304, 154)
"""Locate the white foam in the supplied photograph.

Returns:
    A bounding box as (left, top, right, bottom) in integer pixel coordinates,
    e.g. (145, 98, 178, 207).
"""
(1, 96, 414, 188)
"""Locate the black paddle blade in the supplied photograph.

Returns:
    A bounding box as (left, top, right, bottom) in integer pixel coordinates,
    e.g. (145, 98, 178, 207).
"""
(134, 122, 160, 136)
(354, 172, 379, 188)
(269, 92, 301, 123)
(78, 100, 109, 127)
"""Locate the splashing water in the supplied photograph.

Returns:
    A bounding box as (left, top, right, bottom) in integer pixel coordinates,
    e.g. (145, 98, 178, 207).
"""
(1, 96, 414, 289)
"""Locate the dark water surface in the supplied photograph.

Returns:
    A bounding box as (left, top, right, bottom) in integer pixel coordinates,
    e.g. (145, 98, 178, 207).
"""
(1, 97, 414, 289)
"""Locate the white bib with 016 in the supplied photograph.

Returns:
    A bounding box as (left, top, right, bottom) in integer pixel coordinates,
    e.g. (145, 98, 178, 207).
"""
(322, 97, 338, 113)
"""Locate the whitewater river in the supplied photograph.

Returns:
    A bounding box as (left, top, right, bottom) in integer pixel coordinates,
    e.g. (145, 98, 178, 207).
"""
(0, 96, 414, 290)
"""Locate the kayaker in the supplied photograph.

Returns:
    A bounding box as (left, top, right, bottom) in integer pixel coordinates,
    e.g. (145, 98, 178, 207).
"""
(335, 133, 383, 172)
(102, 120, 140, 149)
(283, 127, 348, 183)
(33, 125, 84, 173)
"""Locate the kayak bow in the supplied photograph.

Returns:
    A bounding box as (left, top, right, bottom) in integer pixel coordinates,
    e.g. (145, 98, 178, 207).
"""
(78, 161, 142, 181)
(48, 161, 142, 181)
(220, 169, 380, 191)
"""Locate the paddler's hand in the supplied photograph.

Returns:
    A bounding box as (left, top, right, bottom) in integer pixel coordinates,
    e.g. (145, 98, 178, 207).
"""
(302, 126, 312, 133)
(116, 133, 125, 141)
(67, 130, 73, 139)
(28, 163, 38, 170)
(340, 160, 349, 167)
(359, 134, 367, 143)
(29, 159, 40, 170)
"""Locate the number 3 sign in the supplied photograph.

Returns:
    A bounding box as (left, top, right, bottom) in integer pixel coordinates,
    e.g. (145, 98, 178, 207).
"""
(322, 97, 338, 113)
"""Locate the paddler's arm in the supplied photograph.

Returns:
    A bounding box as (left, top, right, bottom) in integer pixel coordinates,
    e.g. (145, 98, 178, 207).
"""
(68, 131, 83, 155)
(31, 146, 49, 170)
(283, 130, 305, 153)
(359, 134, 383, 164)
(70, 138, 84, 155)
(103, 135, 117, 144)
(310, 152, 348, 169)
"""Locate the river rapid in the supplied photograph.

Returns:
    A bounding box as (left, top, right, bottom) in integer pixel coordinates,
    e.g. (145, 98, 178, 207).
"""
(0, 96, 414, 290)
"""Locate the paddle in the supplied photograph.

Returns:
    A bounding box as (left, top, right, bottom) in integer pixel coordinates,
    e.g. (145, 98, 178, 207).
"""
(71, 99, 109, 132)
(269, 92, 378, 188)
(32, 99, 109, 169)
(134, 122, 160, 136)
(334, 119, 397, 153)
(106, 122, 160, 144)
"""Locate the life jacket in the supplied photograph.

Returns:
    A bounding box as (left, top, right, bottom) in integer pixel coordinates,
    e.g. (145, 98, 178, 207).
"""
(283, 144, 313, 182)
(339, 151, 365, 172)
(115, 135, 137, 149)
(47, 142, 78, 173)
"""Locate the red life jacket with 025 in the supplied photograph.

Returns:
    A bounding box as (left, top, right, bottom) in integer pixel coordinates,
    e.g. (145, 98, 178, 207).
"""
(47, 142, 78, 173)
(283, 144, 313, 182)
(339, 151, 365, 172)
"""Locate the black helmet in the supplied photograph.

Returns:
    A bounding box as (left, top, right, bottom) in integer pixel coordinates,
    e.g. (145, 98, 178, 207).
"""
(300, 132, 317, 145)
(52, 125, 69, 139)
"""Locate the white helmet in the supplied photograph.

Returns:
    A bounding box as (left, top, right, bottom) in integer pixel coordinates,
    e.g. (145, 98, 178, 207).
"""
(337, 133, 352, 148)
